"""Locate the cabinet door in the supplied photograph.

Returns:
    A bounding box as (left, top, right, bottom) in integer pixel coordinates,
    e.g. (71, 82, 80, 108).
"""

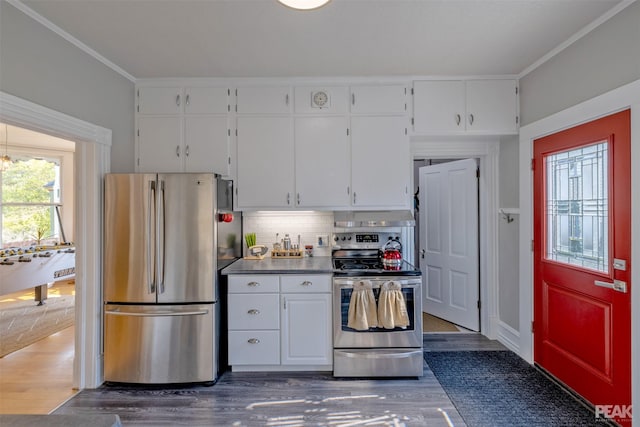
(184, 87, 229, 115)
(281, 293, 332, 366)
(137, 116, 183, 172)
(351, 116, 410, 208)
(293, 86, 349, 114)
(350, 85, 407, 114)
(295, 117, 350, 207)
(236, 86, 291, 114)
(466, 80, 518, 134)
(184, 116, 230, 175)
(137, 87, 183, 115)
(413, 80, 465, 133)
(236, 116, 294, 208)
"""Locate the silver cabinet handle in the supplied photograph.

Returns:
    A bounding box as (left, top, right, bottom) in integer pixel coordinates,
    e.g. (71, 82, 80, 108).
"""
(247, 281, 259, 287)
(469, 113, 474, 126)
(247, 309, 260, 315)
(185, 94, 190, 106)
(285, 94, 289, 106)
(248, 338, 260, 344)
(594, 280, 627, 293)
(301, 281, 312, 286)
(455, 114, 461, 126)
(185, 145, 190, 157)
(297, 193, 300, 205)
(176, 94, 181, 106)
(352, 93, 355, 105)
(287, 192, 291, 205)
(353, 191, 357, 204)
(176, 145, 180, 157)
(420, 249, 425, 259)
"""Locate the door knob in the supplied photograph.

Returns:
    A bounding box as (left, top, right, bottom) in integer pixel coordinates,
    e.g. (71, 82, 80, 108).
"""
(420, 249, 425, 259)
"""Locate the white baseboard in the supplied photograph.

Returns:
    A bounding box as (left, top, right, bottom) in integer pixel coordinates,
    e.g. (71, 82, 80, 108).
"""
(496, 321, 520, 354)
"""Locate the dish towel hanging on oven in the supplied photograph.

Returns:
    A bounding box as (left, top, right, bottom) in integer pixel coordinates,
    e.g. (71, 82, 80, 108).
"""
(378, 281, 410, 329)
(347, 280, 378, 331)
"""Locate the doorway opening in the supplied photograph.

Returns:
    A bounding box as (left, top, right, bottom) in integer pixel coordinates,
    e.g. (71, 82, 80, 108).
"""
(0, 123, 77, 413)
(414, 158, 480, 332)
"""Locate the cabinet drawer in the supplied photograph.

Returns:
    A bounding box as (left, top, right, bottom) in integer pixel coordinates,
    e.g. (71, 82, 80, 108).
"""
(228, 275, 280, 293)
(228, 294, 279, 330)
(280, 275, 331, 293)
(229, 331, 280, 365)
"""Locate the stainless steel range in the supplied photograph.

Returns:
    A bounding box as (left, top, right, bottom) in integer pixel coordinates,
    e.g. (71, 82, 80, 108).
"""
(332, 231, 423, 378)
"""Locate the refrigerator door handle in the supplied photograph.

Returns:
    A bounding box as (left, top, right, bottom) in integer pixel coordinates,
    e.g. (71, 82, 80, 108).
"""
(158, 179, 166, 294)
(148, 180, 156, 294)
(105, 309, 209, 317)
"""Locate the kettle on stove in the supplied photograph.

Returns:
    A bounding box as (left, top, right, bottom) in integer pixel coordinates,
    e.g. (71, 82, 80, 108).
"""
(381, 238, 402, 269)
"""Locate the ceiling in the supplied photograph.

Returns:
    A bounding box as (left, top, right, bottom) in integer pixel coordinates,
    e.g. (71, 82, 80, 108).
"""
(17, 0, 626, 80)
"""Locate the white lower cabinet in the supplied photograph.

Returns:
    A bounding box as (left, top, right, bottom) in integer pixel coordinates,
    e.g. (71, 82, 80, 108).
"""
(227, 274, 332, 371)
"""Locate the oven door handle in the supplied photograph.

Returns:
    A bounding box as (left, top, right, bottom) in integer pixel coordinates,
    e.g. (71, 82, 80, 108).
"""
(334, 279, 420, 287)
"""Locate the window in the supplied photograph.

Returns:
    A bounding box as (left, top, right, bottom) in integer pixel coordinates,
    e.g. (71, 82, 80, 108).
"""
(1, 155, 64, 248)
(545, 142, 608, 272)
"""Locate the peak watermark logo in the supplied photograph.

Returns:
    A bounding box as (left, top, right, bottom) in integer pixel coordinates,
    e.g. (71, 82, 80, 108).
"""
(595, 404, 632, 423)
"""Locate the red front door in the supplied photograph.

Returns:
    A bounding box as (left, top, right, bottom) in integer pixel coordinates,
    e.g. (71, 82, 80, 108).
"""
(533, 110, 631, 425)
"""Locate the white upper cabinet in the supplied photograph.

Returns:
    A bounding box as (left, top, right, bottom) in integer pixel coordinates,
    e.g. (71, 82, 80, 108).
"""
(137, 86, 229, 115)
(138, 116, 183, 172)
(183, 86, 230, 114)
(236, 86, 291, 114)
(236, 116, 294, 208)
(294, 116, 350, 207)
(351, 116, 410, 208)
(183, 116, 229, 173)
(350, 85, 408, 114)
(412, 81, 466, 133)
(413, 79, 518, 135)
(294, 86, 349, 114)
(137, 87, 183, 115)
(465, 80, 518, 133)
(136, 86, 231, 175)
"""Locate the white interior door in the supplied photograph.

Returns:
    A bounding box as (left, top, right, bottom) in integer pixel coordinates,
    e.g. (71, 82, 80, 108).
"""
(419, 159, 479, 331)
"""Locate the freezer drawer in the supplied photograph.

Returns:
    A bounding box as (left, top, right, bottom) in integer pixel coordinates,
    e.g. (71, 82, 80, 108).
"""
(104, 303, 215, 384)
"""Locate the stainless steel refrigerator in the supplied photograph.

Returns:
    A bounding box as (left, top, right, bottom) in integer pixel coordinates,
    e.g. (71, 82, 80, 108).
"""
(103, 173, 233, 384)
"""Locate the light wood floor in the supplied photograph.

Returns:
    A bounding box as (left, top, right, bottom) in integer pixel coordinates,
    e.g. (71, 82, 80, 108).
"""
(0, 325, 76, 414)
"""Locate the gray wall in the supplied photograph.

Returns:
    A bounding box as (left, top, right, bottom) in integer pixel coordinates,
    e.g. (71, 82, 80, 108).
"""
(498, 136, 519, 329)
(0, 2, 135, 172)
(520, 1, 640, 125)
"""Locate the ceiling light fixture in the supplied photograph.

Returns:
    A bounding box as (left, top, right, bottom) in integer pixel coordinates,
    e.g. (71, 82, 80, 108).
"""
(277, 0, 331, 11)
(1, 124, 11, 172)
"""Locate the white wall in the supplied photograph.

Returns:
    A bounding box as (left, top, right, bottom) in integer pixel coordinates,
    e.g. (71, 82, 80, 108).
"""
(0, 2, 134, 172)
(498, 136, 519, 330)
(519, 1, 640, 125)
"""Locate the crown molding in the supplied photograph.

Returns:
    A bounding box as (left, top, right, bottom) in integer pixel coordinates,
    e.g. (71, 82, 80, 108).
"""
(6, 0, 136, 83)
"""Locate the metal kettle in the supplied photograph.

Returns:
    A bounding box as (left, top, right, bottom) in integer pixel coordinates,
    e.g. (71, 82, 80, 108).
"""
(381, 238, 402, 269)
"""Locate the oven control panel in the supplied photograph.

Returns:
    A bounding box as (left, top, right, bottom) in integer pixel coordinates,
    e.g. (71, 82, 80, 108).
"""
(333, 232, 400, 249)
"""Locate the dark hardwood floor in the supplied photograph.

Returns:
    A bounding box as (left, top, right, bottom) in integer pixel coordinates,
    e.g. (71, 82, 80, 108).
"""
(54, 334, 506, 426)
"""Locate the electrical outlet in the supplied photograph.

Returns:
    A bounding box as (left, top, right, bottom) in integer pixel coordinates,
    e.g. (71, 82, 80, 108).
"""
(316, 234, 329, 247)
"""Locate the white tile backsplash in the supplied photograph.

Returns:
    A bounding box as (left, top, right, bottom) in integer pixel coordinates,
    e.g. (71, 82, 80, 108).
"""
(242, 211, 334, 257)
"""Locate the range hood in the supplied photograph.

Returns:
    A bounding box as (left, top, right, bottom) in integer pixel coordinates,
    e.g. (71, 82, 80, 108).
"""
(334, 211, 415, 228)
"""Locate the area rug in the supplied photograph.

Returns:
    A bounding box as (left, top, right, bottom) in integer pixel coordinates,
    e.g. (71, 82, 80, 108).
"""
(423, 351, 600, 426)
(0, 281, 75, 358)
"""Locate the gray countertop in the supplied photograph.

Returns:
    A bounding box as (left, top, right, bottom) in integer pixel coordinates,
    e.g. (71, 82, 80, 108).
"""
(221, 256, 333, 274)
